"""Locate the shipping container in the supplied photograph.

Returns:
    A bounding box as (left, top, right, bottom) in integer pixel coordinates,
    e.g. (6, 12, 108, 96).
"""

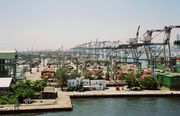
(155, 72, 180, 89)
(155, 72, 169, 85)
(164, 74, 180, 89)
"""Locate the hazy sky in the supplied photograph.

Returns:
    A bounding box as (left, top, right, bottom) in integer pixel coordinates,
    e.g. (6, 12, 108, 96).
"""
(0, 0, 180, 50)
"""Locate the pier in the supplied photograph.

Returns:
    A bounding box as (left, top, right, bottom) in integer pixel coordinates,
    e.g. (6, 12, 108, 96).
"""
(0, 90, 72, 114)
(63, 87, 180, 98)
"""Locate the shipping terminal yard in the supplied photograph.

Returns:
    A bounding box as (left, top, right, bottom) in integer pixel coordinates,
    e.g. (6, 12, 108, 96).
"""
(0, 25, 180, 114)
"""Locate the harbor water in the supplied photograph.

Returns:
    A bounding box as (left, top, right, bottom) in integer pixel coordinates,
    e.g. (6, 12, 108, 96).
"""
(4, 97, 180, 116)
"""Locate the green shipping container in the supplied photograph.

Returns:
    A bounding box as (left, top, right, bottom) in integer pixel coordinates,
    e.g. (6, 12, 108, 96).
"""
(163, 74, 180, 89)
(156, 64, 167, 70)
(155, 72, 169, 85)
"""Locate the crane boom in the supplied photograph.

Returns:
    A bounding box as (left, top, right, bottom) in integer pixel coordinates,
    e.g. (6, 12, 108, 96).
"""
(128, 26, 141, 44)
(136, 25, 140, 39)
(143, 29, 163, 43)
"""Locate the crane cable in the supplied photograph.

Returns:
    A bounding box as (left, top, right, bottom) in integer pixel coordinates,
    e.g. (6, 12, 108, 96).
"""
(139, 29, 164, 41)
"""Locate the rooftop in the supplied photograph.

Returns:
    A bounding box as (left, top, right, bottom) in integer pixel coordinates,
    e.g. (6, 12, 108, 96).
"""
(0, 50, 17, 59)
(0, 50, 16, 53)
(43, 86, 55, 93)
(0, 77, 12, 88)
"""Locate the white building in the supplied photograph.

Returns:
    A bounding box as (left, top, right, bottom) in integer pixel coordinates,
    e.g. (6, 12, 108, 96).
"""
(82, 79, 90, 86)
(68, 79, 78, 88)
(91, 80, 106, 90)
(68, 77, 82, 88)
(67, 77, 106, 90)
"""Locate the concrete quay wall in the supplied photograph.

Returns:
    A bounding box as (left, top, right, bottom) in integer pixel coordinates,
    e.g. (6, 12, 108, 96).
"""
(63, 87, 180, 98)
(69, 92, 180, 98)
(1, 88, 180, 114)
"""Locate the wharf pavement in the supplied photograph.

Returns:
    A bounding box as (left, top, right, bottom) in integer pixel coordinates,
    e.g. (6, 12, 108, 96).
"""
(0, 90, 72, 114)
(25, 67, 42, 81)
(62, 87, 180, 97)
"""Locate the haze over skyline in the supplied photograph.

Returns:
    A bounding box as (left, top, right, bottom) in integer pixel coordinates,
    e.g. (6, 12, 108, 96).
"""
(0, 0, 180, 51)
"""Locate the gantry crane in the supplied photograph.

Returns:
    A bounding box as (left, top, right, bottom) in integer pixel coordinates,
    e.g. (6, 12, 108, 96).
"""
(71, 25, 180, 77)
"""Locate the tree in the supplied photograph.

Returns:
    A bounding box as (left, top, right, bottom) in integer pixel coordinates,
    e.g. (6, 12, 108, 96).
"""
(1, 80, 45, 104)
(11, 80, 31, 92)
(0, 94, 9, 104)
(55, 66, 68, 91)
(174, 40, 180, 47)
(10, 80, 45, 103)
(69, 70, 81, 79)
(15, 87, 35, 102)
(0, 93, 17, 105)
(141, 76, 159, 90)
(125, 72, 140, 89)
(82, 70, 92, 79)
(32, 80, 46, 91)
(95, 70, 104, 79)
